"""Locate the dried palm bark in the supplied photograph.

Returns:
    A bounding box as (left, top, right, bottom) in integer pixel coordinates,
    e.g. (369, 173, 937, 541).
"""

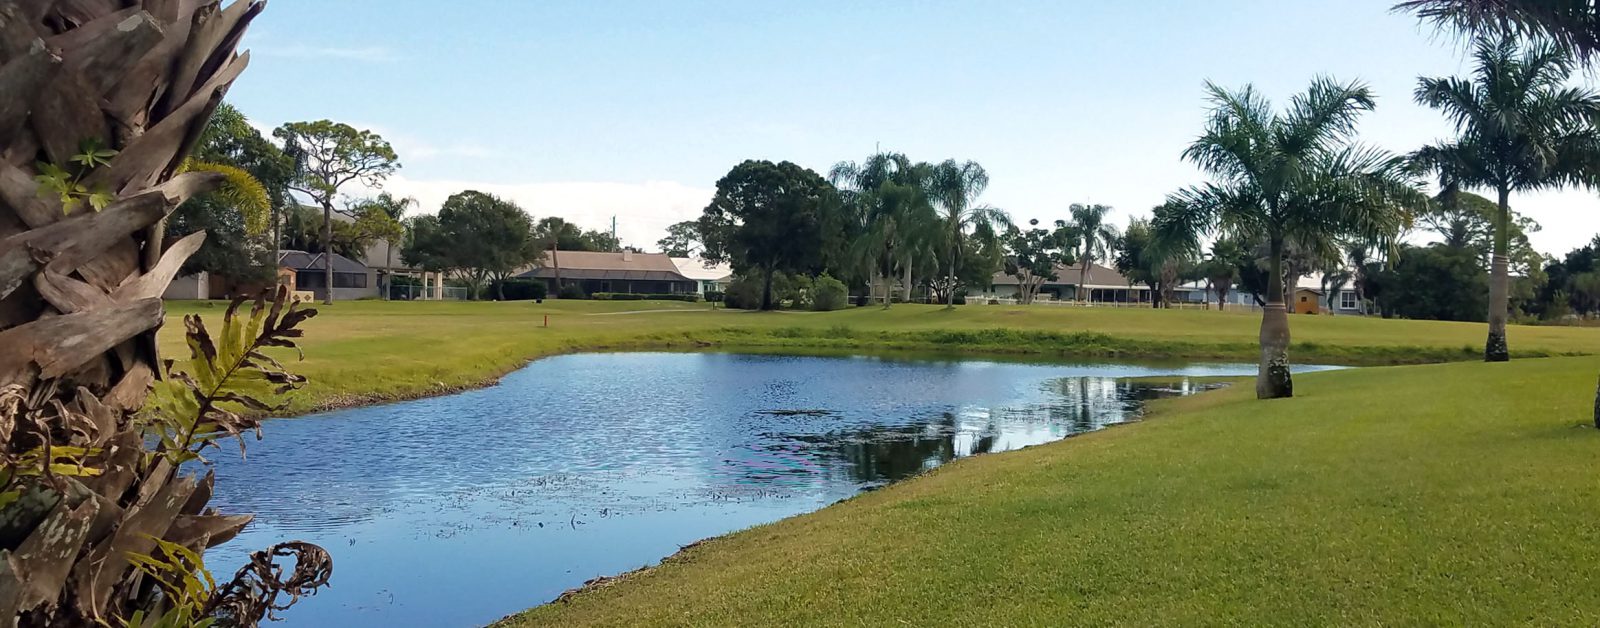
(0, 2, 319, 625)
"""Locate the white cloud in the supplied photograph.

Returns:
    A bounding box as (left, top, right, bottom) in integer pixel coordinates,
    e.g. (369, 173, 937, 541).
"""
(252, 43, 396, 62)
(372, 176, 714, 250)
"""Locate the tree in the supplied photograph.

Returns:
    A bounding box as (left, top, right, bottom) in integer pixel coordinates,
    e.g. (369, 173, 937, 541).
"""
(1116, 218, 1161, 306)
(1067, 204, 1119, 303)
(1397, 0, 1600, 61)
(1201, 237, 1250, 310)
(658, 220, 702, 257)
(274, 121, 399, 305)
(928, 160, 1009, 307)
(831, 153, 939, 307)
(1152, 78, 1422, 398)
(409, 191, 541, 300)
(348, 193, 415, 299)
(699, 160, 838, 310)
(1411, 36, 1600, 361)
(0, 2, 330, 624)
(1005, 219, 1077, 305)
(1370, 244, 1491, 321)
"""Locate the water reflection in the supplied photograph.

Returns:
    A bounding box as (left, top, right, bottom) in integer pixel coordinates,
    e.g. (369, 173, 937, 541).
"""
(204, 353, 1328, 627)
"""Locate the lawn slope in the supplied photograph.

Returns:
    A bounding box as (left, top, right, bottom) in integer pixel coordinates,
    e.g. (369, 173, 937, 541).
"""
(503, 356, 1600, 625)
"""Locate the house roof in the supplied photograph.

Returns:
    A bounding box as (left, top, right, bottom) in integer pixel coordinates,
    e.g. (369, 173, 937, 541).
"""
(277, 250, 368, 274)
(671, 257, 733, 282)
(990, 263, 1133, 288)
(517, 250, 693, 283)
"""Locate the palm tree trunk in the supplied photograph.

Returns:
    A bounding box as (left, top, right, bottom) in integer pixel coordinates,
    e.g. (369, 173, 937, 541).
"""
(551, 243, 563, 296)
(1258, 238, 1293, 399)
(1486, 186, 1512, 362)
(1079, 258, 1090, 303)
(0, 1, 277, 622)
(384, 242, 395, 300)
(902, 262, 913, 304)
(945, 232, 959, 308)
(322, 200, 334, 305)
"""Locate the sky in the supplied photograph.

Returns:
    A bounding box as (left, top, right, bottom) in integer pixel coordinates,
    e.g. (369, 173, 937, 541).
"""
(230, 0, 1600, 257)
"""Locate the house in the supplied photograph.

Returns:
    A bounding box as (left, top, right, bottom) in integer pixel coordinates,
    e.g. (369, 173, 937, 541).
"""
(981, 263, 1207, 304)
(518, 250, 696, 296)
(277, 250, 377, 301)
(1216, 275, 1367, 315)
(671, 257, 733, 295)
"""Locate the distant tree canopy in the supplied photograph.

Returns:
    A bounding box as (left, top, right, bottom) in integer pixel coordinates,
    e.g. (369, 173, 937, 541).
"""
(165, 102, 293, 284)
(1368, 243, 1490, 321)
(406, 191, 543, 299)
(1004, 219, 1076, 305)
(657, 220, 702, 257)
(534, 216, 622, 252)
(275, 120, 399, 303)
(700, 160, 839, 310)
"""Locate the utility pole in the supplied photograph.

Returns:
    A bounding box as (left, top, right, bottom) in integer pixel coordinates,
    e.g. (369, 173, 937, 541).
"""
(610, 216, 618, 251)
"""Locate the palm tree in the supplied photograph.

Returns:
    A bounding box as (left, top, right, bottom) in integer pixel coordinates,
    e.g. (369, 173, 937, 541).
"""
(1397, 0, 1600, 60)
(1153, 78, 1423, 399)
(0, 1, 324, 623)
(1067, 204, 1118, 303)
(357, 192, 417, 299)
(928, 160, 1009, 308)
(1202, 237, 1248, 310)
(831, 153, 935, 307)
(1411, 35, 1600, 361)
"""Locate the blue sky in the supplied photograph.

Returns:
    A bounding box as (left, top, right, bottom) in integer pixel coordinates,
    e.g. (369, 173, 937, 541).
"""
(232, 0, 1598, 255)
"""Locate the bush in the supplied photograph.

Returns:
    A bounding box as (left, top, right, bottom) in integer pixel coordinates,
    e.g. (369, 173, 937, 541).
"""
(491, 278, 547, 301)
(812, 274, 848, 311)
(557, 283, 586, 299)
(724, 276, 763, 310)
(704, 290, 725, 303)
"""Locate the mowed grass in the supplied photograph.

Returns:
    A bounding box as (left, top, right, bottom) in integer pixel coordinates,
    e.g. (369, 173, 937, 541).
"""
(503, 356, 1600, 626)
(158, 299, 1600, 415)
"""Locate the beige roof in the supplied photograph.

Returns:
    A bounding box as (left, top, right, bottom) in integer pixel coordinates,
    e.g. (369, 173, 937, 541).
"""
(538, 250, 681, 272)
(990, 263, 1132, 288)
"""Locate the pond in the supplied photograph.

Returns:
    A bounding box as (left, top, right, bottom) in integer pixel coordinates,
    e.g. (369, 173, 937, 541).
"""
(205, 352, 1338, 627)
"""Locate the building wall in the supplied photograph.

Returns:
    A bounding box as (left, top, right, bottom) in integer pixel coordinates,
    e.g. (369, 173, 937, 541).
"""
(162, 272, 209, 300)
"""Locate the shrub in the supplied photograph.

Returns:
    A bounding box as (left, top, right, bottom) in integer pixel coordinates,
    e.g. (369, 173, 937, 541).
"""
(724, 275, 764, 310)
(812, 274, 848, 311)
(557, 283, 587, 299)
(492, 278, 547, 301)
(704, 290, 725, 303)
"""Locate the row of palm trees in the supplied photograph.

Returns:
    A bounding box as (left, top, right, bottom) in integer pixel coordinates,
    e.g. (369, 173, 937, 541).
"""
(1153, 26, 1600, 399)
(827, 155, 1127, 309)
(828, 154, 1006, 308)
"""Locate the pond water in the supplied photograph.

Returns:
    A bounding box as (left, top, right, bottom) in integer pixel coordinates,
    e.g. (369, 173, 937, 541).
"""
(205, 352, 1337, 627)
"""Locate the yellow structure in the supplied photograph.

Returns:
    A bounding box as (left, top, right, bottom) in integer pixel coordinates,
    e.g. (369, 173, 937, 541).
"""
(1293, 288, 1323, 315)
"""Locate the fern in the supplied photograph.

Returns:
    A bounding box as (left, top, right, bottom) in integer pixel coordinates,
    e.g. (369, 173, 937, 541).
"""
(144, 286, 316, 464)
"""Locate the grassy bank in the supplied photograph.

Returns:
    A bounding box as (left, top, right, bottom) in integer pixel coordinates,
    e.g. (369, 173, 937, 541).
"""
(158, 299, 1600, 416)
(502, 355, 1600, 625)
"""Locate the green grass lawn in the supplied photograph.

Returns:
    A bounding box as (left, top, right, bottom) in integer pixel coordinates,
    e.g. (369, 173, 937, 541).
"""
(156, 299, 1600, 623)
(159, 298, 1600, 415)
(501, 356, 1600, 625)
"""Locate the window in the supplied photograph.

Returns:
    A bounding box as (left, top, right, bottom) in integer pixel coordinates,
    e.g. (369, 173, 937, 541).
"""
(332, 272, 368, 289)
(1299, 295, 1307, 303)
(1339, 290, 1358, 310)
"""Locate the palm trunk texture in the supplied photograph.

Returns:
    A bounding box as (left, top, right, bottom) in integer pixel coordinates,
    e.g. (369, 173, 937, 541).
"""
(0, 1, 277, 624)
